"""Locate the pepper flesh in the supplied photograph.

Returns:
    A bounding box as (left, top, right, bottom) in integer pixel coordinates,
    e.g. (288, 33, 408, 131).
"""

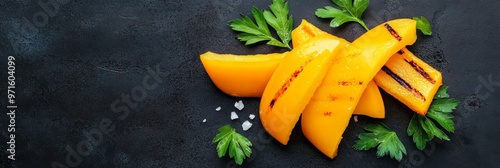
(259, 34, 345, 145)
(294, 19, 442, 116)
(200, 52, 286, 97)
(352, 80, 385, 118)
(301, 19, 417, 158)
(293, 20, 385, 119)
(374, 48, 442, 115)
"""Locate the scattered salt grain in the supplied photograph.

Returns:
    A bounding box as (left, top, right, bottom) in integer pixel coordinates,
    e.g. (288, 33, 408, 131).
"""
(203, 119, 207, 123)
(215, 106, 221, 111)
(234, 100, 244, 111)
(353, 115, 358, 122)
(231, 111, 239, 120)
(242, 120, 253, 131)
(249, 114, 255, 120)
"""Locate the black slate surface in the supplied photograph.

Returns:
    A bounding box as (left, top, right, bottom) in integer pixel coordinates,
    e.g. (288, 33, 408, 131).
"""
(1, 0, 500, 167)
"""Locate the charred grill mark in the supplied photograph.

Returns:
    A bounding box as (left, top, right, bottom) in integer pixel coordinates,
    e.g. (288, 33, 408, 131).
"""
(404, 59, 436, 84)
(338, 81, 349, 86)
(269, 58, 314, 110)
(269, 99, 276, 108)
(303, 25, 315, 37)
(328, 94, 337, 101)
(397, 49, 404, 55)
(384, 23, 402, 41)
(381, 66, 426, 101)
(338, 81, 364, 86)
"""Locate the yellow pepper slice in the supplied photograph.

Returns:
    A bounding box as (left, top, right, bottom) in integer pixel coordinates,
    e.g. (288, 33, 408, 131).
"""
(259, 34, 346, 145)
(301, 19, 417, 158)
(374, 48, 442, 115)
(200, 52, 286, 97)
(292, 19, 385, 119)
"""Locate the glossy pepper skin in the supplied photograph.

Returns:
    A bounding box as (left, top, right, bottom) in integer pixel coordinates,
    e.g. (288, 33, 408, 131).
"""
(259, 34, 345, 145)
(301, 19, 417, 159)
(200, 52, 286, 97)
(374, 48, 442, 115)
(294, 19, 442, 116)
(292, 20, 385, 119)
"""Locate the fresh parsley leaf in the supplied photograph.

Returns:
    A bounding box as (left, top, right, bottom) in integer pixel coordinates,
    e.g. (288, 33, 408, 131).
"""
(213, 125, 252, 165)
(434, 85, 449, 99)
(413, 16, 432, 35)
(429, 99, 460, 113)
(407, 115, 431, 150)
(407, 86, 459, 150)
(420, 115, 450, 141)
(263, 0, 293, 49)
(228, 0, 292, 49)
(427, 98, 459, 133)
(354, 123, 407, 162)
(315, 0, 369, 31)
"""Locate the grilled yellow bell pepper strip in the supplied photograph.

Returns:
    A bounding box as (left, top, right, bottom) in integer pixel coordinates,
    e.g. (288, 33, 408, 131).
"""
(200, 52, 286, 97)
(301, 19, 417, 158)
(259, 34, 346, 145)
(292, 20, 385, 119)
(374, 48, 442, 115)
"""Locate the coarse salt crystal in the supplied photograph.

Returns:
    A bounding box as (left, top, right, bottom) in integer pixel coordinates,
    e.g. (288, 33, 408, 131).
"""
(231, 111, 239, 120)
(242, 120, 253, 131)
(203, 119, 206, 123)
(215, 106, 221, 111)
(249, 114, 255, 120)
(234, 100, 244, 111)
(353, 116, 358, 122)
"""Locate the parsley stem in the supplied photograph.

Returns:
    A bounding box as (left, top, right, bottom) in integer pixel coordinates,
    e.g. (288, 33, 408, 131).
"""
(353, 18, 369, 31)
(359, 21, 369, 31)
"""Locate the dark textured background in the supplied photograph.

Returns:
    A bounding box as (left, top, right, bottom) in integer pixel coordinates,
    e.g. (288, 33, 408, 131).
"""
(1, 0, 500, 167)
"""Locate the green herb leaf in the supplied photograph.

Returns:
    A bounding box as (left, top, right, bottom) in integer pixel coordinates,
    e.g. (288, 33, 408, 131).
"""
(354, 123, 407, 161)
(434, 85, 449, 99)
(263, 0, 293, 49)
(421, 115, 450, 141)
(315, 0, 369, 30)
(352, 0, 369, 18)
(407, 114, 430, 150)
(413, 16, 432, 35)
(429, 99, 460, 113)
(213, 125, 252, 165)
(407, 85, 459, 150)
(316, 6, 357, 28)
(228, 0, 292, 49)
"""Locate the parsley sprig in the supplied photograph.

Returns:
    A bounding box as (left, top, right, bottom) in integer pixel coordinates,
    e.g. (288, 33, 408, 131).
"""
(213, 125, 253, 165)
(316, 0, 433, 36)
(354, 123, 407, 161)
(315, 0, 370, 31)
(228, 0, 293, 49)
(407, 86, 459, 150)
(413, 16, 432, 35)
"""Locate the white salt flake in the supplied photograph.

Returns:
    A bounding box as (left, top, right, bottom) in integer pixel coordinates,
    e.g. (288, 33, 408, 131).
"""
(242, 120, 253, 131)
(353, 115, 358, 122)
(215, 106, 221, 111)
(249, 114, 255, 120)
(230, 111, 239, 120)
(202, 119, 207, 123)
(234, 100, 244, 111)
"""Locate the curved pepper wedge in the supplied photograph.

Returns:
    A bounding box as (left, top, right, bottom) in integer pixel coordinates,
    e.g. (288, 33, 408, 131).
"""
(259, 34, 346, 145)
(200, 52, 286, 97)
(301, 19, 417, 158)
(292, 20, 385, 119)
(374, 48, 442, 115)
